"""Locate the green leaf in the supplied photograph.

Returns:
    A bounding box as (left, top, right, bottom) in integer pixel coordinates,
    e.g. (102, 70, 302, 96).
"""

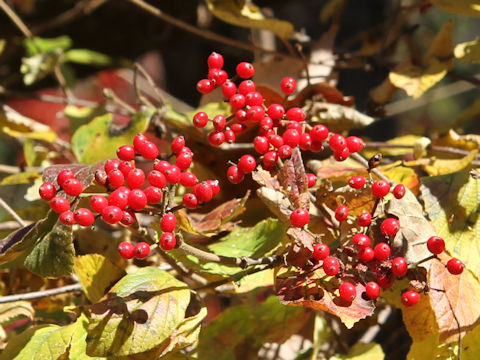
(329, 342, 385, 360)
(198, 296, 310, 360)
(63, 49, 113, 67)
(24, 36, 72, 56)
(454, 40, 480, 63)
(24, 224, 74, 278)
(74, 254, 126, 303)
(86, 267, 190, 357)
(205, 0, 294, 38)
(431, 0, 480, 17)
(407, 333, 458, 360)
(71, 109, 152, 164)
(0, 323, 76, 360)
(69, 314, 104, 360)
(421, 170, 480, 276)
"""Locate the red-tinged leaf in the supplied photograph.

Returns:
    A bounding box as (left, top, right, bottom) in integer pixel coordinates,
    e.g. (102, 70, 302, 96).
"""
(278, 147, 309, 210)
(251, 168, 281, 189)
(42, 161, 105, 189)
(286, 228, 315, 267)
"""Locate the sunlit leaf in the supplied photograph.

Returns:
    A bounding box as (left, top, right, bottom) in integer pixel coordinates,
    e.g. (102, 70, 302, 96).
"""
(430, 0, 480, 17)
(310, 103, 375, 131)
(0, 301, 34, 324)
(0, 105, 57, 142)
(0, 171, 41, 185)
(278, 148, 309, 209)
(24, 36, 73, 56)
(69, 313, 104, 360)
(407, 332, 458, 360)
(423, 150, 478, 175)
(329, 342, 385, 360)
(461, 323, 480, 360)
(369, 77, 396, 104)
(424, 21, 453, 67)
(454, 39, 480, 63)
(63, 49, 113, 67)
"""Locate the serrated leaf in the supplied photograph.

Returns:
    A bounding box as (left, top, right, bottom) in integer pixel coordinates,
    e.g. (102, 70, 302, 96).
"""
(205, 0, 294, 38)
(423, 150, 478, 175)
(74, 254, 125, 303)
(86, 267, 190, 357)
(431, 0, 480, 17)
(0, 301, 34, 324)
(329, 342, 384, 360)
(198, 296, 310, 360)
(454, 39, 480, 63)
(0, 323, 75, 360)
(24, 224, 74, 278)
(421, 170, 480, 276)
(71, 109, 151, 164)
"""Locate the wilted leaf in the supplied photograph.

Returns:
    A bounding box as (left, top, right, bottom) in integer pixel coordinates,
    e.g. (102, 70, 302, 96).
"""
(421, 170, 480, 276)
(423, 150, 478, 175)
(381, 164, 419, 193)
(289, 83, 354, 108)
(205, 0, 294, 38)
(24, 224, 74, 278)
(74, 254, 126, 303)
(86, 267, 190, 357)
(198, 296, 310, 359)
(424, 21, 453, 66)
(0, 323, 75, 360)
(389, 60, 448, 99)
(370, 77, 396, 104)
(0, 171, 41, 185)
(0, 301, 34, 324)
(435, 129, 480, 150)
(71, 109, 151, 164)
(309, 102, 375, 131)
(454, 39, 480, 63)
(329, 342, 385, 360)
(63, 49, 113, 66)
(430, 0, 480, 17)
(43, 162, 104, 190)
(278, 148, 309, 209)
(256, 186, 292, 224)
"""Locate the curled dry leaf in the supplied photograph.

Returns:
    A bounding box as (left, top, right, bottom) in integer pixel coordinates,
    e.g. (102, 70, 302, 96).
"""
(278, 147, 309, 210)
(454, 39, 480, 64)
(308, 102, 375, 131)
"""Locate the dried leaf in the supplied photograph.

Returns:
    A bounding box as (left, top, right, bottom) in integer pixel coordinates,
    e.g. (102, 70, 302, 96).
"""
(370, 77, 396, 104)
(256, 186, 291, 224)
(309, 102, 375, 131)
(430, 0, 480, 17)
(289, 83, 354, 108)
(424, 21, 453, 66)
(43, 162, 104, 190)
(0, 301, 34, 324)
(0, 105, 56, 142)
(454, 39, 480, 63)
(423, 150, 478, 176)
(278, 148, 309, 209)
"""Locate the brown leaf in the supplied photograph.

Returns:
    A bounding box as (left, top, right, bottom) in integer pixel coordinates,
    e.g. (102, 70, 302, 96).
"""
(278, 148, 309, 209)
(43, 162, 105, 189)
(285, 228, 316, 267)
(251, 168, 280, 189)
(288, 83, 354, 108)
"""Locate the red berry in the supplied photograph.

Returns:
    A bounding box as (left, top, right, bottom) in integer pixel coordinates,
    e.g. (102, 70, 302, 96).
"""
(376, 270, 394, 289)
(245, 91, 263, 106)
(346, 136, 365, 153)
(401, 290, 420, 307)
(238, 80, 256, 95)
(269, 134, 284, 149)
(107, 169, 125, 188)
(57, 170, 75, 188)
(236, 62, 255, 78)
(194, 182, 213, 203)
(323, 256, 340, 276)
(90, 195, 108, 213)
(180, 172, 198, 187)
(235, 109, 247, 122)
(334, 147, 350, 162)
(312, 243, 330, 261)
(154, 160, 171, 174)
(285, 107, 305, 122)
(427, 236, 445, 254)
(287, 121, 302, 133)
(263, 151, 278, 168)
(224, 128, 236, 143)
(374, 242, 391, 261)
(101, 205, 123, 224)
(238, 155, 256, 173)
(299, 133, 312, 150)
(278, 145, 292, 159)
(207, 52, 224, 69)
(171, 136, 185, 154)
(117, 145, 135, 161)
(391, 257, 408, 277)
(126, 168, 145, 189)
(380, 218, 400, 236)
(193, 112, 209, 128)
(197, 79, 214, 94)
(335, 205, 348, 222)
(229, 94, 246, 109)
(148, 170, 167, 188)
(246, 106, 265, 122)
(74, 208, 95, 226)
(133, 134, 147, 149)
(353, 234, 371, 249)
(183, 193, 199, 209)
(161, 213, 177, 232)
(393, 184, 406, 199)
(306, 173, 317, 188)
(221, 81, 237, 98)
(365, 281, 380, 300)
(165, 165, 181, 184)
(60, 211, 75, 225)
(134, 242, 150, 258)
(280, 77, 297, 95)
(118, 242, 135, 259)
(175, 152, 193, 170)
(260, 117, 273, 131)
(348, 175, 366, 189)
(371, 180, 390, 198)
(138, 141, 159, 160)
(118, 161, 134, 177)
(446, 258, 464, 275)
(144, 186, 163, 204)
(310, 140, 324, 152)
(283, 129, 300, 148)
(208, 68, 228, 85)
(207, 180, 220, 197)
(254, 136, 269, 154)
(358, 211, 372, 227)
(50, 196, 70, 213)
(329, 134, 347, 152)
(227, 165, 245, 184)
(339, 282, 356, 302)
(290, 209, 310, 227)
(358, 247, 375, 262)
(230, 123, 245, 134)
(310, 125, 329, 142)
(108, 188, 129, 209)
(208, 131, 225, 146)
(39, 182, 56, 200)
(213, 115, 227, 131)
(121, 210, 136, 226)
(267, 104, 285, 120)
(128, 189, 147, 211)
(160, 232, 176, 250)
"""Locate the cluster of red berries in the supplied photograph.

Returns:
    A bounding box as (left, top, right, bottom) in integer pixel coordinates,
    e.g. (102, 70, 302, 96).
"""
(38, 134, 220, 259)
(193, 52, 365, 184)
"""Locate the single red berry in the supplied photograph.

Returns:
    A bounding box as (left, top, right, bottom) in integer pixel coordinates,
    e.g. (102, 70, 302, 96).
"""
(283, 129, 300, 148)
(154, 160, 171, 174)
(117, 145, 135, 161)
(427, 236, 445, 254)
(269, 134, 284, 149)
(238, 155, 256, 173)
(346, 136, 365, 153)
(353, 234, 371, 249)
(339, 282, 356, 302)
(175, 152, 193, 170)
(90, 195, 108, 213)
(50, 196, 70, 213)
(260, 117, 274, 131)
(306, 173, 317, 188)
(230, 123, 245, 134)
(213, 115, 227, 131)
(134, 242, 150, 259)
(312, 243, 330, 261)
(393, 184, 406, 199)
(118, 242, 135, 259)
(144, 186, 163, 204)
(194, 182, 213, 203)
(446, 258, 464, 275)
(183, 193, 199, 209)
(285, 107, 305, 122)
(374, 242, 391, 261)
(267, 104, 285, 120)
(235, 109, 247, 122)
(299, 133, 312, 150)
(372, 180, 391, 198)
(334, 147, 350, 162)
(380, 218, 400, 236)
(165, 165, 181, 184)
(329, 134, 347, 152)
(171, 136, 185, 154)
(126, 168, 145, 189)
(376, 269, 394, 289)
(207, 180, 220, 197)
(358, 247, 375, 262)
(108, 188, 129, 209)
(236, 62, 255, 78)
(287, 121, 302, 133)
(229, 93, 246, 109)
(263, 151, 278, 168)
(391, 257, 408, 277)
(323, 256, 340, 276)
(208, 68, 228, 85)
(278, 145, 292, 159)
(193, 112, 209, 128)
(348, 175, 366, 189)
(107, 169, 125, 188)
(60, 211, 76, 225)
(39, 182, 56, 200)
(227, 165, 245, 184)
(358, 212, 372, 227)
(121, 210, 136, 226)
(207, 52, 224, 69)
(246, 106, 265, 122)
(57, 169, 75, 188)
(238, 80, 256, 95)
(138, 141, 159, 160)
(101, 205, 123, 224)
(335, 205, 349, 221)
(224, 128, 236, 143)
(74, 208, 95, 226)
(161, 213, 177, 232)
(365, 282, 380, 300)
(245, 91, 263, 106)
(208, 131, 225, 146)
(280, 77, 297, 95)
(128, 189, 147, 211)
(197, 78, 215, 94)
(148, 170, 167, 188)
(310, 125, 329, 142)
(118, 161, 134, 177)
(254, 136, 269, 154)
(290, 209, 310, 227)
(133, 134, 147, 149)
(180, 172, 198, 187)
(401, 290, 420, 307)
(160, 232, 176, 250)
(310, 140, 324, 152)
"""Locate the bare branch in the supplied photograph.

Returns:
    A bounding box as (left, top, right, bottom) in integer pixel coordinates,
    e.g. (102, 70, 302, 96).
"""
(0, 197, 26, 227)
(0, 283, 82, 304)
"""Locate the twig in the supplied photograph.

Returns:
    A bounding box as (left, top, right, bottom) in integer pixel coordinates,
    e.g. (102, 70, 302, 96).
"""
(133, 63, 167, 107)
(349, 152, 391, 183)
(0, 283, 82, 303)
(0, 220, 32, 231)
(103, 88, 136, 115)
(0, 86, 98, 107)
(0, 197, 26, 227)
(219, 143, 255, 151)
(0, 0, 33, 38)
(54, 65, 74, 99)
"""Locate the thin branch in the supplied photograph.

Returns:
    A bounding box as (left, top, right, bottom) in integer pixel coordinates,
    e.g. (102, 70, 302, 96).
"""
(219, 143, 255, 151)
(103, 88, 136, 115)
(0, 0, 33, 38)
(133, 63, 167, 107)
(0, 86, 98, 107)
(349, 152, 391, 183)
(0, 283, 82, 304)
(0, 197, 26, 227)
(0, 220, 31, 231)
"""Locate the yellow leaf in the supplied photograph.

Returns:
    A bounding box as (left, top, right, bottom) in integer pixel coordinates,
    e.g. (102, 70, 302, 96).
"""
(423, 150, 478, 175)
(431, 0, 480, 17)
(424, 21, 453, 66)
(205, 0, 294, 38)
(0, 301, 34, 323)
(407, 333, 458, 360)
(434, 129, 480, 151)
(462, 323, 480, 360)
(329, 342, 385, 360)
(0, 171, 41, 185)
(454, 39, 480, 63)
(369, 77, 396, 104)
(389, 60, 448, 99)
(0, 39, 5, 56)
